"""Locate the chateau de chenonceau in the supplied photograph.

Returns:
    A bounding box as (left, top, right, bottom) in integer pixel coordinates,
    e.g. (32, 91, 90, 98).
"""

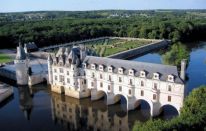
(8, 37, 186, 117)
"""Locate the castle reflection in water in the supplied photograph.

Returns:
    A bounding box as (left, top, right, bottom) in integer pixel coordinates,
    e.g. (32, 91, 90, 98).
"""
(16, 85, 151, 131)
(50, 92, 151, 131)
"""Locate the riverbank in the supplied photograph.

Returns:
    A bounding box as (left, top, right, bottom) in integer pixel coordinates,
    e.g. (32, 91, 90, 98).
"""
(0, 83, 13, 103)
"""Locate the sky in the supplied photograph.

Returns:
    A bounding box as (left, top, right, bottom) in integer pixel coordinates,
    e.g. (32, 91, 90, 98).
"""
(0, 0, 206, 13)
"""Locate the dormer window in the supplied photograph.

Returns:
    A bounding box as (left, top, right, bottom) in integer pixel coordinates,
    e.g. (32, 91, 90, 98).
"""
(99, 65, 104, 71)
(140, 71, 146, 77)
(168, 75, 174, 82)
(91, 64, 96, 70)
(153, 73, 159, 80)
(129, 69, 134, 76)
(108, 66, 113, 73)
(118, 68, 123, 74)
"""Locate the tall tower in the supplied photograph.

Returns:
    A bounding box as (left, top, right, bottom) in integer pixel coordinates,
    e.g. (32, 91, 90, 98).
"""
(47, 54, 53, 84)
(14, 42, 29, 85)
(180, 59, 187, 81)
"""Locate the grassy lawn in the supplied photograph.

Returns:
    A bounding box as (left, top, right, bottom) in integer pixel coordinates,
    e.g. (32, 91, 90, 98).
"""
(0, 53, 13, 63)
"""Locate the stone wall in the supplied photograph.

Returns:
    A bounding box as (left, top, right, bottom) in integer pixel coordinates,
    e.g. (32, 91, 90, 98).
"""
(28, 73, 48, 86)
(0, 67, 16, 80)
(107, 40, 170, 59)
(29, 51, 50, 59)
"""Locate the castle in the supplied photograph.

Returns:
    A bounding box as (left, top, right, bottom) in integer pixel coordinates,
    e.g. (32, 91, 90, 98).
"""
(48, 45, 186, 117)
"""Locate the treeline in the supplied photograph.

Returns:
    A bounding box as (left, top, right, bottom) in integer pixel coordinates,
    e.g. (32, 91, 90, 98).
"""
(0, 11, 206, 48)
(133, 85, 206, 131)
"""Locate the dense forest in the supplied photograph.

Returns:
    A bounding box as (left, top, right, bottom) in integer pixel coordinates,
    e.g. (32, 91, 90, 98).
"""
(0, 10, 206, 48)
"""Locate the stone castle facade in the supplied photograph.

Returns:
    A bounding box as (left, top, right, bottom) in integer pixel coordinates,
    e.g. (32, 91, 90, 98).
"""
(48, 45, 186, 117)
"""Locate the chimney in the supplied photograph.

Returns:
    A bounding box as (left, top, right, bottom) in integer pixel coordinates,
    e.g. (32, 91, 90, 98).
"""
(180, 59, 187, 81)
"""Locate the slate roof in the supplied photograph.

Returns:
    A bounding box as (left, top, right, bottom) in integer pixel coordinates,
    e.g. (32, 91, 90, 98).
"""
(83, 56, 183, 84)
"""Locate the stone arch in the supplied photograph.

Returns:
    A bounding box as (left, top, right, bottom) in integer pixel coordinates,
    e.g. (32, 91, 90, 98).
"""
(91, 89, 107, 101)
(134, 99, 153, 116)
(159, 104, 180, 117)
(113, 94, 128, 111)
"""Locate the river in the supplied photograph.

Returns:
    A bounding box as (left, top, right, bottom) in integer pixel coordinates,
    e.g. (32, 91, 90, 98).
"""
(0, 42, 206, 131)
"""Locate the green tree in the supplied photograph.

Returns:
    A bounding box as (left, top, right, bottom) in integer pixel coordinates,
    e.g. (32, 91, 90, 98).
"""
(162, 43, 189, 67)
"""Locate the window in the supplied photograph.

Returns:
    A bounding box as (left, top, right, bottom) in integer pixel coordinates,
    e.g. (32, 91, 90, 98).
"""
(153, 94, 157, 100)
(92, 72, 95, 78)
(168, 96, 171, 102)
(91, 82, 94, 87)
(168, 75, 174, 82)
(168, 85, 172, 91)
(59, 68, 63, 73)
(108, 85, 111, 90)
(59, 75, 64, 82)
(129, 89, 132, 95)
(129, 79, 133, 85)
(129, 70, 133, 75)
(141, 90, 144, 96)
(92, 64, 95, 69)
(119, 77, 122, 82)
(108, 75, 111, 81)
(67, 78, 70, 83)
(100, 74, 103, 79)
(99, 66, 103, 70)
(84, 80, 86, 84)
(154, 83, 157, 89)
(153, 73, 159, 79)
(108, 67, 112, 72)
(67, 71, 69, 75)
(119, 86, 122, 91)
(140, 71, 145, 77)
(54, 69, 57, 73)
(100, 82, 103, 88)
(141, 81, 144, 87)
(55, 76, 57, 80)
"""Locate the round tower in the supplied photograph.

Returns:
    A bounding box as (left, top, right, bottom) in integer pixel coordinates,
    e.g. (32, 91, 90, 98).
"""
(14, 42, 29, 85)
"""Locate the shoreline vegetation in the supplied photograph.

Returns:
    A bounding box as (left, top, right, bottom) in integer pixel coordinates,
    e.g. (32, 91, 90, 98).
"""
(0, 10, 206, 49)
(133, 85, 206, 131)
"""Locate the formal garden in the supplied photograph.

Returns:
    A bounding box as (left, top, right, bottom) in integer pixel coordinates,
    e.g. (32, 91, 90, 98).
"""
(85, 38, 152, 56)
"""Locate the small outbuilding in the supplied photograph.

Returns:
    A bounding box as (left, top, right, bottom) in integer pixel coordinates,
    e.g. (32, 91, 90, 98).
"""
(24, 42, 38, 52)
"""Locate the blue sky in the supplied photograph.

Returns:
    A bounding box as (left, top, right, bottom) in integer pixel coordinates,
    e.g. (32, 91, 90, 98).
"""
(1, 0, 206, 12)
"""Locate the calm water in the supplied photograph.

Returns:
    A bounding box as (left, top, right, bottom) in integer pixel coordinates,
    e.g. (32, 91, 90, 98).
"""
(0, 42, 206, 131)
